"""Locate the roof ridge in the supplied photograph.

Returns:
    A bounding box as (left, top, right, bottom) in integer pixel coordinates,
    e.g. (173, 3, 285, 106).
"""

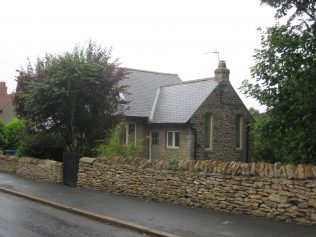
(0, 93, 14, 100)
(148, 87, 161, 122)
(160, 77, 216, 88)
(126, 68, 179, 76)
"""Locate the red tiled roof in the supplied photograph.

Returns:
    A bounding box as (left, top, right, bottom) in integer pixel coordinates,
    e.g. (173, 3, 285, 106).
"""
(0, 94, 14, 111)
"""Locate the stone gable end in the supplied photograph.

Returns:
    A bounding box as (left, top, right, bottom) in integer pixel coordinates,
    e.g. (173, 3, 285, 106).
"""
(190, 82, 254, 161)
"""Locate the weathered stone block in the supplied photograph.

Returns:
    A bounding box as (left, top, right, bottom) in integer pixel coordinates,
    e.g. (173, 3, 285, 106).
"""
(308, 199, 316, 208)
(280, 165, 287, 178)
(295, 164, 305, 180)
(258, 162, 266, 177)
(312, 166, 316, 177)
(286, 164, 296, 179)
(305, 165, 314, 179)
(241, 163, 250, 176)
(274, 162, 282, 178)
(80, 157, 96, 164)
(231, 162, 241, 175)
(268, 194, 288, 203)
(252, 210, 266, 217)
(267, 163, 275, 178)
(249, 163, 256, 176)
(253, 181, 264, 189)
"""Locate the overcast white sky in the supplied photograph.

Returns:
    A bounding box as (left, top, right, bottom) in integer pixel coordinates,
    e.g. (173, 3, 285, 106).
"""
(0, 0, 276, 111)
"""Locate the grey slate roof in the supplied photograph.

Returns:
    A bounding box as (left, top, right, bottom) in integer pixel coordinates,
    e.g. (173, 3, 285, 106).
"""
(121, 69, 182, 117)
(149, 78, 219, 123)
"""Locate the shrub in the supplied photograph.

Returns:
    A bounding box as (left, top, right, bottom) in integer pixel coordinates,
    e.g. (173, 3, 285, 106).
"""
(17, 132, 66, 161)
(168, 156, 179, 170)
(5, 118, 25, 150)
(95, 122, 144, 158)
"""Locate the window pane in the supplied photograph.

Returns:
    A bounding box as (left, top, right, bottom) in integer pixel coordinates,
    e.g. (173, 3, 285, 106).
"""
(167, 132, 173, 147)
(174, 132, 180, 147)
(205, 113, 211, 149)
(210, 115, 213, 149)
(155, 132, 159, 145)
(152, 132, 159, 145)
(236, 116, 242, 148)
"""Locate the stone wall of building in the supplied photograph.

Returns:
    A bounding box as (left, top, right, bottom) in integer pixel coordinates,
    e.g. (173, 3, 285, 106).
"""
(191, 81, 254, 162)
(78, 157, 316, 225)
(124, 118, 150, 159)
(0, 155, 63, 183)
(151, 125, 193, 160)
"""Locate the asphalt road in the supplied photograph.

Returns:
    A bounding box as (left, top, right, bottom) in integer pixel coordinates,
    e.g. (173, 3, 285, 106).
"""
(0, 192, 144, 237)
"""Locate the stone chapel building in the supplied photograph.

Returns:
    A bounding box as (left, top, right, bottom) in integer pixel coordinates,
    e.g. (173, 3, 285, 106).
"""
(120, 61, 254, 161)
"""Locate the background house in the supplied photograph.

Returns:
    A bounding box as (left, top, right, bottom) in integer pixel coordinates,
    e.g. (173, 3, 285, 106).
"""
(121, 61, 254, 161)
(0, 82, 15, 123)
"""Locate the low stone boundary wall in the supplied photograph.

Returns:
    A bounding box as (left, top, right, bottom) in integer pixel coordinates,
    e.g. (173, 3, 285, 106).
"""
(0, 155, 63, 183)
(78, 157, 316, 225)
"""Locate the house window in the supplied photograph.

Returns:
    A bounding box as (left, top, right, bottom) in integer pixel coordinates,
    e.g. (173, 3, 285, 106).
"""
(167, 131, 180, 149)
(205, 113, 213, 150)
(152, 132, 159, 145)
(236, 115, 243, 149)
(126, 123, 136, 144)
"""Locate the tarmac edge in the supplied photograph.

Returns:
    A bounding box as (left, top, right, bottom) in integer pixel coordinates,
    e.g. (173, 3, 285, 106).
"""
(0, 187, 181, 237)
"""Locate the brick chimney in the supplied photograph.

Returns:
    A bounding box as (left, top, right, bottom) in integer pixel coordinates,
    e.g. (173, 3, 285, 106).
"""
(0, 81, 8, 98)
(214, 60, 230, 82)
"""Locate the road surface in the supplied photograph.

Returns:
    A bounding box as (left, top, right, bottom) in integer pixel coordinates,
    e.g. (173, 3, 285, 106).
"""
(0, 192, 144, 237)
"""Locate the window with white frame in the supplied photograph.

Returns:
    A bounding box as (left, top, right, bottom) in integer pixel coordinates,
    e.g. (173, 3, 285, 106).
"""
(167, 131, 180, 148)
(236, 115, 243, 149)
(205, 113, 213, 150)
(126, 123, 136, 144)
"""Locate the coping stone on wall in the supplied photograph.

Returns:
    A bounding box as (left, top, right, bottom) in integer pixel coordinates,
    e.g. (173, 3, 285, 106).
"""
(6, 155, 18, 161)
(80, 157, 97, 164)
(312, 166, 316, 177)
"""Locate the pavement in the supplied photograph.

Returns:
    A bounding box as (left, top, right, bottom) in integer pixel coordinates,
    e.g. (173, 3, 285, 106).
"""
(0, 172, 315, 237)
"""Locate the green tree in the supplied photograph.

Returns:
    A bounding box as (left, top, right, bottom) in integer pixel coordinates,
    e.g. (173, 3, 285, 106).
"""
(248, 107, 261, 120)
(241, 0, 316, 163)
(261, 0, 316, 22)
(14, 42, 127, 155)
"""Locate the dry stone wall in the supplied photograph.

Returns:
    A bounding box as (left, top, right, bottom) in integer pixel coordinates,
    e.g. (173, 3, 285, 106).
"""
(78, 157, 316, 225)
(0, 155, 63, 183)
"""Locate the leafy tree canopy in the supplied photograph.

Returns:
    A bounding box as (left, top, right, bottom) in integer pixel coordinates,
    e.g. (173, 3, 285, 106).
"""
(248, 107, 262, 120)
(261, 0, 315, 23)
(241, 0, 316, 163)
(14, 42, 127, 155)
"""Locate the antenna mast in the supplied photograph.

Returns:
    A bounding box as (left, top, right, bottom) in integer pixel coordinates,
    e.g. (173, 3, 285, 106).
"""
(204, 50, 220, 62)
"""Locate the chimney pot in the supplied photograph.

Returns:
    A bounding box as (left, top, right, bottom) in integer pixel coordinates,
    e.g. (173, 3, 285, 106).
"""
(214, 60, 230, 82)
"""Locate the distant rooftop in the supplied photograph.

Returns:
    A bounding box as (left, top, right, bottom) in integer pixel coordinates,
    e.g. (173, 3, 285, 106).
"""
(0, 94, 14, 111)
